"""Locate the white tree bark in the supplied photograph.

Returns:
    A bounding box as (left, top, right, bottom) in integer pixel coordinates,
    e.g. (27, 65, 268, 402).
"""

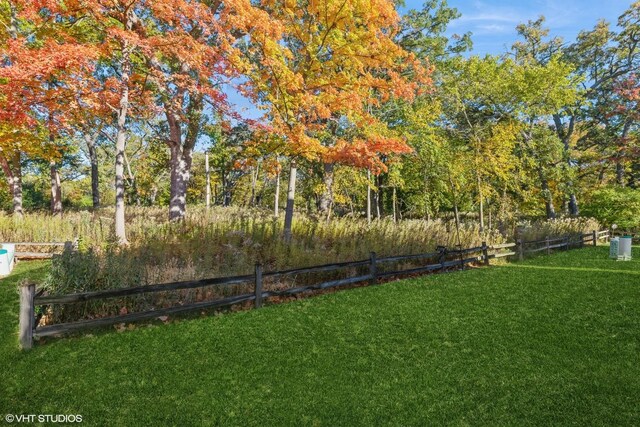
(274, 169, 280, 217)
(0, 152, 23, 217)
(283, 161, 297, 242)
(114, 29, 133, 244)
(50, 161, 62, 216)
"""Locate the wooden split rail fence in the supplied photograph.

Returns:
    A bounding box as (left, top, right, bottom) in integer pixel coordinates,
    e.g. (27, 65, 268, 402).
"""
(18, 230, 610, 349)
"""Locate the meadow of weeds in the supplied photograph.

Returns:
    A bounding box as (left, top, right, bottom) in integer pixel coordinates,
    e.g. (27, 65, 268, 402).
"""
(0, 207, 600, 323)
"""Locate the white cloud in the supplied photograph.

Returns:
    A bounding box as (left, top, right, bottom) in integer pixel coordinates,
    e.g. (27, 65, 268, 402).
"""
(475, 23, 511, 34)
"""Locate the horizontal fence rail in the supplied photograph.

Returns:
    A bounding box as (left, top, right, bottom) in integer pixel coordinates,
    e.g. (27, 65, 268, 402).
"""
(6, 241, 77, 260)
(17, 230, 610, 349)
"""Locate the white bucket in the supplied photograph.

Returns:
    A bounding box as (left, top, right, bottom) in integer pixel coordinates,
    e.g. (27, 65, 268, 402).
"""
(1, 243, 15, 265)
(619, 237, 633, 260)
(0, 249, 10, 276)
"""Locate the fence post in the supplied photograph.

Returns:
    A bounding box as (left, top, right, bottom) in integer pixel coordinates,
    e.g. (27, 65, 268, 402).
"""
(438, 246, 447, 271)
(369, 252, 377, 285)
(254, 263, 263, 309)
(517, 239, 524, 261)
(482, 241, 489, 266)
(545, 236, 550, 255)
(19, 283, 35, 350)
(563, 235, 569, 251)
(592, 230, 597, 247)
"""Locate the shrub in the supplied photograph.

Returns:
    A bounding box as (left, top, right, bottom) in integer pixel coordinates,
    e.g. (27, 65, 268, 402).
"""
(581, 187, 640, 231)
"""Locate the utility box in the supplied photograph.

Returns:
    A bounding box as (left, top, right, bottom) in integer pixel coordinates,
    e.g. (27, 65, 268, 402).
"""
(610, 237, 620, 259)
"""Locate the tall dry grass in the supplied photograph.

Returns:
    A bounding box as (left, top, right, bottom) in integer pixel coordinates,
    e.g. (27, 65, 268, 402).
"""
(0, 207, 599, 324)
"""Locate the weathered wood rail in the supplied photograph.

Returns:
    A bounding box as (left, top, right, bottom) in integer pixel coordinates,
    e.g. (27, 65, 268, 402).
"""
(18, 230, 610, 349)
(9, 241, 76, 260)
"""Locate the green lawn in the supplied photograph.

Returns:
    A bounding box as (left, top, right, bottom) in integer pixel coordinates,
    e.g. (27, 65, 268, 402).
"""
(2, 247, 640, 426)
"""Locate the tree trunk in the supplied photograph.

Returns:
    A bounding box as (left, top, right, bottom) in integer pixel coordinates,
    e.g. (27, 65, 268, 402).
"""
(222, 173, 232, 206)
(114, 23, 134, 245)
(274, 169, 280, 217)
(568, 194, 578, 217)
(150, 185, 158, 205)
(477, 175, 484, 233)
(553, 114, 578, 216)
(115, 123, 128, 244)
(392, 187, 397, 223)
(169, 144, 193, 221)
(539, 169, 556, 220)
(205, 152, 211, 209)
(85, 134, 100, 209)
(488, 203, 492, 230)
(0, 152, 23, 217)
(616, 162, 625, 186)
(283, 161, 297, 242)
(166, 94, 202, 222)
(249, 163, 260, 207)
(376, 174, 382, 219)
(616, 120, 632, 187)
(11, 162, 23, 217)
(366, 170, 372, 223)
(50, 161, 62, 216)
(319, 162, 334, 219)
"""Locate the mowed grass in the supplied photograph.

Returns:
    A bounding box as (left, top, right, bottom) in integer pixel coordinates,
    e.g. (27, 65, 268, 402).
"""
(1, 247, 639, 426)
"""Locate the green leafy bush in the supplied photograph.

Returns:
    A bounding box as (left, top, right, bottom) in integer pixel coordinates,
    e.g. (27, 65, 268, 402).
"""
(582, 187, 640, 231)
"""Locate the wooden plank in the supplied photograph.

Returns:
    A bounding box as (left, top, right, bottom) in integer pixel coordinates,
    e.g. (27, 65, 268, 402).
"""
(35, 274, 254, 305)
(448, 246, 484, 255)
(489, 242, 516, 250)
(524, 246, 549, 254)
(517, 239, 524, 261)
(548, 242, 569, 250)
(492, 251, 516, 259)
(16, 252, 54, 260)
(377, 263, 442, 279)
(263, 259, 369, 278)
(482, 242, 489, 266)
(369, 252, 377, 285)
(10, 242, 67, 247)
(317, 274, 372, 290)
(524, 236, 567, 245)
(254, 263, 263, 309)
(376, 251, 440, 264)
(34, 293, 255, 338)
(443, 256, 481, 268)
(19, 284, 35, 350)
(265, 274, 372, 296)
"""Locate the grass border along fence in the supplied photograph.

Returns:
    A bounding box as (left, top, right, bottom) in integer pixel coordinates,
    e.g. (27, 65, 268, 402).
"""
(18, 230, 610, 349)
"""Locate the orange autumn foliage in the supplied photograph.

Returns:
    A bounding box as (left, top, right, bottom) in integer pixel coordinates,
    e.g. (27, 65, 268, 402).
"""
(250, 0, 432, 173)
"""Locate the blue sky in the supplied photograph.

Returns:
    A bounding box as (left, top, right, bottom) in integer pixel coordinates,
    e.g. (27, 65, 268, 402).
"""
(225, 0, 635, 121)
(419, 0, 635, 55)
